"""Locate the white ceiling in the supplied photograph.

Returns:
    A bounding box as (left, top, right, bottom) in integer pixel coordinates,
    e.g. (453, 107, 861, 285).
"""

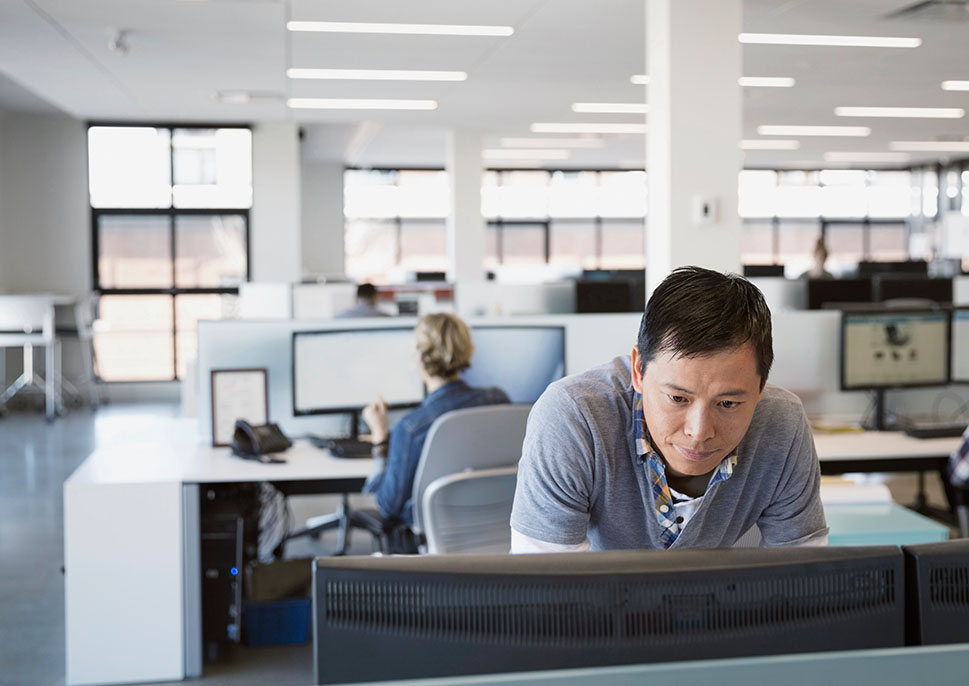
(2, 0, 969, 169)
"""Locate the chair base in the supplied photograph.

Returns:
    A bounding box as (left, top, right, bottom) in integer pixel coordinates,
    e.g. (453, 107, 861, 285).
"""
(274, 493, 387, 558)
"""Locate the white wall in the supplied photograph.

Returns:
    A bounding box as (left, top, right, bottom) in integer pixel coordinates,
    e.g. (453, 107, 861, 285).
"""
(251, 122, 301, 282)
(300, 158, 344, 279)
(0, 113, 88, 293)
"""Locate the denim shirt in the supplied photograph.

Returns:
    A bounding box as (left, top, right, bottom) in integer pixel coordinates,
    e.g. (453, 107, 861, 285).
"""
(364, 379, 510, 525)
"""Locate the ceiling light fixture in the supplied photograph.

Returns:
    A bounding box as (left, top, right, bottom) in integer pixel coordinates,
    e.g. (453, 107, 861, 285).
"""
(835, 106, 964, 118)
(286, 98, 437, 110)
(630, 74, 650, 85)
(108, 29, 130, 56)
(531, 122, 646, 134)
(941, 81, 969, 91)
(739, 33, 921, 48)
(483, 149, 571, 160)
(286, 21, 513, 36)
(823, 152, 911, 163)
(499, 137, 603, 148)
(757, 125, 871, 136)
(889, 141, 969, 152)
(739, 76, 796, 87)
(286, 68, 467, 81)
(571, 103, 648, 114)
(740, 139, 800, 150)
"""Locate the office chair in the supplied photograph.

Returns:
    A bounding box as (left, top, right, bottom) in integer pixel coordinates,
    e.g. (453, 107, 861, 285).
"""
(273, 492, 387, 558)
(421, 466, 518, 554)
(410, 403, 532, 548)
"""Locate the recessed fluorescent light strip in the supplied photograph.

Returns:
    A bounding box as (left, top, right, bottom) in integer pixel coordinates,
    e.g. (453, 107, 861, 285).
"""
(287, 68, 466, 81)
(500, 137, 603, 148)
(483, 149, 570, 160)
(823, 152, 911, 163)
(942, 81, 969, 91)
(890, 141, 969, 152)
(739, 76, 795, 87)
(286, 21, 513, 36)
(630, 74, 650, 85)
(739, 33, 921, 48)
(740, 139, 800, 150)
(531, 123, 646, 134)
(834, 106, 964, 119)
(757, 125, 870, 137)
(571, 103, 648, 114)
(287, 98, 437, 110)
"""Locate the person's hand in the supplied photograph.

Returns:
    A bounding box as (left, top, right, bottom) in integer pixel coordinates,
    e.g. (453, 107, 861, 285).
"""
(362, 395, 389, 445)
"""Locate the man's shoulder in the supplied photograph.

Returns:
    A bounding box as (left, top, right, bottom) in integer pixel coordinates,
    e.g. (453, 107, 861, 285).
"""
(756, 383, 807, 419)
(544, 356, 633, 404)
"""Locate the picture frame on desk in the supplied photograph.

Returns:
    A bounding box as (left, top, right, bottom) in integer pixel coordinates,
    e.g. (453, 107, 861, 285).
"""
(210, 368, 269, 447)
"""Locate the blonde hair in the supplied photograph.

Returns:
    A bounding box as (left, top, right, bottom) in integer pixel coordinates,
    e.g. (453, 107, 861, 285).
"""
(414, 313, 474, 379)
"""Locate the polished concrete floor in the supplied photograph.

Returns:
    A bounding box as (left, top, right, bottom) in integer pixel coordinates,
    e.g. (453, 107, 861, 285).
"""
(0, 403, 958, 686)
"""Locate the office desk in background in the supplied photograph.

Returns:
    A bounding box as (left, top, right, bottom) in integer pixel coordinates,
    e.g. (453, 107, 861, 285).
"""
(63, 440, 372, 686)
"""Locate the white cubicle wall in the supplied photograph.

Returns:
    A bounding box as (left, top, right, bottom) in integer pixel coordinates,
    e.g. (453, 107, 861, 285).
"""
(195, 313, 642, 442)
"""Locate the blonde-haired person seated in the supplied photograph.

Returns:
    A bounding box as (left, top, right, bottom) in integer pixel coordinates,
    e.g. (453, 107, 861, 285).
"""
(362, 313, 509, 547)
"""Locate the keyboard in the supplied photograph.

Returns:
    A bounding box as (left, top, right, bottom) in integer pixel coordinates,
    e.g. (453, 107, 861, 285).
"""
(307, 435, 374, 458)
(901, 422, 967, 440)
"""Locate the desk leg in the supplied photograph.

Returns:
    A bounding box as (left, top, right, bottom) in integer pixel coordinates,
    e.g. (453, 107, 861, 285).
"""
(183, 484, 202, 679)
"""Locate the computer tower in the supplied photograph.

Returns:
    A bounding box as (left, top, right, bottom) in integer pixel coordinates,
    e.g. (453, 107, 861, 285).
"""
(903, 539, 969, 646)
(200, 484, 262, 661)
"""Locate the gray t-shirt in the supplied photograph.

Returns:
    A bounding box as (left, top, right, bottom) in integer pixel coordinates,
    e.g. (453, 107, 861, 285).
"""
(511, 356, 828, 550)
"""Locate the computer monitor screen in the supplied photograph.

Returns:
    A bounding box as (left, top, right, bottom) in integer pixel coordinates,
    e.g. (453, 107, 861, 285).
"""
(463, 326, 565, 403)
(840, 310, 950, 390)
(952, 308, 969, 383)
(876, 277, 953, 304)
(292, 328, 424, 415)
(807, 278, 873, 310)
(312, 547, 903, 685)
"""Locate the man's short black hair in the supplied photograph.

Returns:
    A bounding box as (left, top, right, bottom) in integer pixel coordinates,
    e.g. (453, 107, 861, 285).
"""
(636, 266, 773, 388)
(357, 283, 378, 300)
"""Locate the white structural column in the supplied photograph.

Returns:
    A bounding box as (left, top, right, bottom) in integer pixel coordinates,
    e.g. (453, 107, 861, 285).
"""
(251, 122, 302, 282)
(446, 132, 486, 292)
(646, 0, 743, 293)
(300, 158, 346, 279)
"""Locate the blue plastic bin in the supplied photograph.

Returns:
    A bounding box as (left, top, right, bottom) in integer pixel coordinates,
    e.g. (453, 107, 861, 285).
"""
(244, 598, 311, 646)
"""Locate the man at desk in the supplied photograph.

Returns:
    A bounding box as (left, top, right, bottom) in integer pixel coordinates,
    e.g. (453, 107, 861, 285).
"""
(511, 266, 828, 552)
(335, 283, 390, 318)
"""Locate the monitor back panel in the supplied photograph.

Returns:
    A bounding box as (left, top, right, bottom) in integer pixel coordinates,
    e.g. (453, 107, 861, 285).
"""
(903, 540, 969, 646)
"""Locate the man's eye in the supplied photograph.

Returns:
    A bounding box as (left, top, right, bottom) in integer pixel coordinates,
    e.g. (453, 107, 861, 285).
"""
(719, 400, 740, 409)
(668, 395, 687, 404)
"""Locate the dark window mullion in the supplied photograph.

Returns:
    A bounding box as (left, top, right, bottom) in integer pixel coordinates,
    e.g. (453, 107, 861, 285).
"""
(168, 129, 178, 381)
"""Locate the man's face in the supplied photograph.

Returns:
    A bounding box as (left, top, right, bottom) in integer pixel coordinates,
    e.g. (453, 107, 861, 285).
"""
(631, 342, 763, 479)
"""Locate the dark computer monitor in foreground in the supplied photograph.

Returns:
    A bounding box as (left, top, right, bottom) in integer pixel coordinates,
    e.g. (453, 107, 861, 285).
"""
(952, 308, 969, 383)
(807, 277, 874, 310)
(903, 539, 969, 646)
(464, 325, 565, 403)
(312, 547, 903, 685)
(292, 328, 425, 416)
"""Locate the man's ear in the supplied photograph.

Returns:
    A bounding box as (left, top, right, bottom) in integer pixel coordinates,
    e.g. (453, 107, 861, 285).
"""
(630, 345, 645, 394)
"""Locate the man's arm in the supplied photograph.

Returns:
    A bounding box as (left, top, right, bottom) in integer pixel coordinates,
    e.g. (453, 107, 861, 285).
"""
(511, 529, 591, 554)
(510, 385, 597, 550)
(757, 408, 829, 546)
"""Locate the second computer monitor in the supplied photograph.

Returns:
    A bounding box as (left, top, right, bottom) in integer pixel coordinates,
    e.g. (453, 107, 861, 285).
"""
(952, 308, 969, 384)
(840, 309, 950, 391)
(464, 325, 565, 403)
(807, 278, 873, 310)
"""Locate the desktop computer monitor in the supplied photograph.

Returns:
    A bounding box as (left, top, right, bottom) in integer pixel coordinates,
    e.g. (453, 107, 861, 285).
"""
(876, 276, 953, 304)
(292, 328, 425, 415)
(575, 280, 634, 313)
(743, 264, 785, 277)
(903, 539, 969, 646)
(840, 309, 950, 391)
(858, 260, 928, 276)
(312, 547, 904, 685)
(952, 308, 969, 384)
(807, 278, 873, 310)
(464, 325, 565, 403)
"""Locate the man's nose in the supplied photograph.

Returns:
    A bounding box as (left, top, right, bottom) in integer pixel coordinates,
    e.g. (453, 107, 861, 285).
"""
(683, 406, 715, 442)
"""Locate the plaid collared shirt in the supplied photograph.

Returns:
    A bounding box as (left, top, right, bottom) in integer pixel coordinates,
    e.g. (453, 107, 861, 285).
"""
(950, 425, 969, 488)
(634, 392, 738, 548)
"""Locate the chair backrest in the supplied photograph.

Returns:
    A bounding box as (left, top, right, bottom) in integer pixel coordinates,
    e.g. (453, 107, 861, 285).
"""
(422, 466, 519, 554)
(411, 403, 531, 536)
(0, 295, 54, 341)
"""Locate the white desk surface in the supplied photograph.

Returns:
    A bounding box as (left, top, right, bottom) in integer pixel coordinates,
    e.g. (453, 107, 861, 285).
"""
(65, 440, 373, 487)
(812, 429, 961, 461)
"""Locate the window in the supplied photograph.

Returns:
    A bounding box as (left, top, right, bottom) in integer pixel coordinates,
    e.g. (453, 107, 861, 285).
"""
(89, 125, 251, 381)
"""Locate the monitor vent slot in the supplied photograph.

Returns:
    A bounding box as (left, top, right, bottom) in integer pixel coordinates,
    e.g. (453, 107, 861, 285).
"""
(929, 566, 969, 607)
(324, 581, 616, 646)
(624, 568, 896, 639)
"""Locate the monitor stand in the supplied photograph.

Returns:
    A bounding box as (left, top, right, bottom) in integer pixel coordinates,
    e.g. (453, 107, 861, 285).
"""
(864, 389, 891, 432)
